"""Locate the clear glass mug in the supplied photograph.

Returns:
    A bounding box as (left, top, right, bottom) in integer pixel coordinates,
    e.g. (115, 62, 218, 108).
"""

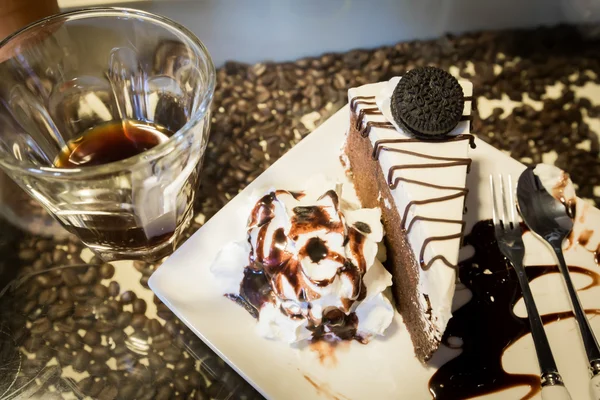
(0, 8, 215, 261)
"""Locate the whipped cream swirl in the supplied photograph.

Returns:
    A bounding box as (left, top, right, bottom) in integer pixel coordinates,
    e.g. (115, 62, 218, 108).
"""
(210, 180, 394, 343)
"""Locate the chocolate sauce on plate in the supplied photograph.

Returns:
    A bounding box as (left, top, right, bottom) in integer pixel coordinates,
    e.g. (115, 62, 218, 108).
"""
(429, 220, 600, 399)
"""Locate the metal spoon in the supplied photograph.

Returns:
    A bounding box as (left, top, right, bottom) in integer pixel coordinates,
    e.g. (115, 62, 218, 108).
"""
(517, 165, 600, 400)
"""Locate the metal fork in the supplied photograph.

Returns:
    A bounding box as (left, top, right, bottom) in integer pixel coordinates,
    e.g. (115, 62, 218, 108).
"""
(490, 174, 571, 400)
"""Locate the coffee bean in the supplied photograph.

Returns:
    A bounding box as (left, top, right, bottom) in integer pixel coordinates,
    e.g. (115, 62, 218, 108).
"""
(90, 345, 110, 361)
(108, 281, 120, 297)
(90, 255, 104, 264)
(208, 382, 226, 399)
(72, 350, 91, 372)
(147, 319, 162, 336)
(115, 311, 133, 328)
(74, 304, 93, 319)
(23, 336, 43, 353)
(152, 337, 171, 351)
(157, 304, 174, 321)
(174, 357, 194, 374)
(117, 353, 136, 370)
(156, 385, 172, 400)
(52, 249, 66, 264)
(87, 296, 104, 306)
(131, 314, 147, 330)
(96, 304, 115, 320)
(71, 285, 89, 300)
(131, 364, 152, 382)
(19, 249, 36, 261)
(120, 290, 135, 304)
(137, 386, 157, 400)
(66, 332, 83, 350)
(30, 317, 51, 335)
(35, 240, 52, 252)
(133, 260, 148, 272)
(174, 376, 191, 394)
(188, 370, 207, 389)
(92, 283, 109, 299)
(100, 263, 116, 279)
(58, 286, 72, 301)
(32, 258, 48, 271)
(96, 319, 116, 333)
(113, 344, 128, 357)
(140, 276, 150, 288)
(68, 255, 85, 266)
(38, 288, 57, 306)
(76, 317, 94, 329)
(195, 387, 209, 400)
(88, 378, 105, 398)
(34, 274, 52, 288)
(163, 346, 181, 363)
(98, 385, 118, 400)
(83, 330, 100, 346)
(62, 269, 80, 286)
(89, 361, 109, 376)
(148, 352, 163, 369)
(109, 330, 126, 344)
(57, 348, 73, 365)
(118, 384, 139, 400)
(80, 267, 98, 284)
(35, 345, 54, 362)
(106, 298, 121, 312)
(201, 356, 226, 378)
(55, 318, 76, 333)
(48, 301, 73, 320)
(67, 242, 80, 254)
(155, 367, 173, 384)
(22, 358, 45, 375)
(106, 370, 122, 387)
(78, 376, 94, 394)
(21, 299, 36, 315)
(133, 298, 147, 314)
(44, 330, 64, 346)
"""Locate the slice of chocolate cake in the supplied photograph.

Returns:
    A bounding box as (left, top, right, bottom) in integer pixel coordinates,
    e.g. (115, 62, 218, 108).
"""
(342, 67, 475, 362)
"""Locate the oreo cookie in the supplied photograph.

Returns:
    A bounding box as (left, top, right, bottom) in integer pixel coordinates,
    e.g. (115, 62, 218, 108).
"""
(391, 66, 464, 139)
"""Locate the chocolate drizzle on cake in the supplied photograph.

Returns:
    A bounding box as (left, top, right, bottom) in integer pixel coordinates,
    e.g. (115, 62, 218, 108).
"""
(429, 220, 600, 399)
(349, 86, 474, 274)
(350, 95, 376, 112)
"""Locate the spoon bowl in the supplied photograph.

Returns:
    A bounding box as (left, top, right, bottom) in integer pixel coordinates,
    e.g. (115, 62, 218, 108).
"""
(516, 167, 573, 246)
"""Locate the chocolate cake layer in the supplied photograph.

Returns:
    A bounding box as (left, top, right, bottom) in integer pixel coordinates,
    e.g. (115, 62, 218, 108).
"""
(344, 112, 439, 362)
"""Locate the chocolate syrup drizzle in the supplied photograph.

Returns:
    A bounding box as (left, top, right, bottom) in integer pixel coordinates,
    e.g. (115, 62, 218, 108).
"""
(350, 92, 475, 271)
(228, 189, 376, 342)
(429, 220, 600, 399)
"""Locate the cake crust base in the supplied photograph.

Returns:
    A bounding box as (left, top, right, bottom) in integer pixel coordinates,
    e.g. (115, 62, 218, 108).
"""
(344, 114, 440, 362)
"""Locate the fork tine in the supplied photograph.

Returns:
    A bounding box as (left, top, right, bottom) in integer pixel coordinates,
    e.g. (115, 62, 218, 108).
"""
(508, 174, 517, 228)
(490, 174, 499, 227)
(499, 174, 509, 228)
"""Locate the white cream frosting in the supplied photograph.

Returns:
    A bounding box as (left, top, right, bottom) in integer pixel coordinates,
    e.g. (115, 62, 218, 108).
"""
(210, 177, 394, 343)
(347, 77, 473, 340)
(533, 163, 576, 204)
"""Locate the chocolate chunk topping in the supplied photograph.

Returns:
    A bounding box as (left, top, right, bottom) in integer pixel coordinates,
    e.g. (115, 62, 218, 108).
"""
(391, 66, 464, 139)
(353, 221, 372, 234)
(304, 237, 329, 263)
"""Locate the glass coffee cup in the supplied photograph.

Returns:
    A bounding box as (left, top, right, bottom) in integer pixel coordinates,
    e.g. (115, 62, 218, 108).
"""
(0, 8, 216, 261)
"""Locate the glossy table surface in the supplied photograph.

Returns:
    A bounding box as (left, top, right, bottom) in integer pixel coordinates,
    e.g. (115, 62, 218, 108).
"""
(1, 24, 599, 400)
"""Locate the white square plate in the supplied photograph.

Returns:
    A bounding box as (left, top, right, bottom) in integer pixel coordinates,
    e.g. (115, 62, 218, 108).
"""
(150, 105, 600, 400)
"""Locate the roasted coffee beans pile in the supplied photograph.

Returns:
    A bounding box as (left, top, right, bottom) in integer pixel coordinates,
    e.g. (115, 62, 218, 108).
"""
(0, 236, 259, 399)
